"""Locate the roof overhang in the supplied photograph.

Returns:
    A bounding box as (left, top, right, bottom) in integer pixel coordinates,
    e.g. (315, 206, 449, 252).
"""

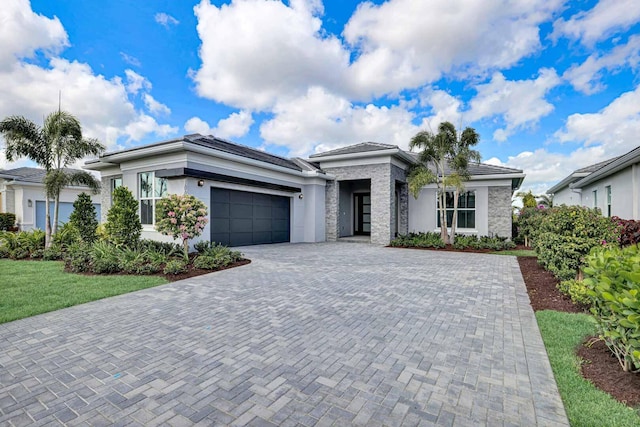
(309, 147, 417, 165)
(573, 146, 640, 188)
(546, 172, 589, 194)
(156, 168, 302, 193)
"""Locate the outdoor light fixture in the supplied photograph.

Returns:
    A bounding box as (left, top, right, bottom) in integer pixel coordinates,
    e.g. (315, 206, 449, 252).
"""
(298, 194, 304, 199)
(197, 179, 205, 187)
(27, 199, 32, 207)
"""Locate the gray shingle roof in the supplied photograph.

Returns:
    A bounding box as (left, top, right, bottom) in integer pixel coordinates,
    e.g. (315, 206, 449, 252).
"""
(574, 156, 621, 173)
(0, 167, 88, 184)
(406, 152, 522, 176)
(309, 142, 398, 158)
(184, 134, 302, 171)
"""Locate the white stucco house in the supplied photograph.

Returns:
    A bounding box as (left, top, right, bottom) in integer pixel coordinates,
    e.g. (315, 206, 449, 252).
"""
(0, 167, 101, 231)
(547, 145, 640, 219)
(84, 134, 525, 247)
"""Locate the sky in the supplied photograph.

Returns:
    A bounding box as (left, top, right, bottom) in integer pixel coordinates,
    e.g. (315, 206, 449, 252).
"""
(0, 0, 639, 196)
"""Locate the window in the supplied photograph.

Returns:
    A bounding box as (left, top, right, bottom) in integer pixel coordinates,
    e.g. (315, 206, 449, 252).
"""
(437, 191, 475, 229)
(139, 172, 168, 225)
(592, 190, 598, 209)
(112, 177, 122, 192)
(605, 186, 611, 217)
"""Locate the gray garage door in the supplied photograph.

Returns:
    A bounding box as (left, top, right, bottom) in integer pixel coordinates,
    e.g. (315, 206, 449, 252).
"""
(210, 188, 290, 247)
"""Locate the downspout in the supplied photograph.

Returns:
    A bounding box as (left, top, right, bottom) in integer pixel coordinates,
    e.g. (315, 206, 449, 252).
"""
(570, 187, 582, 206)
(634, 163, 638, 219)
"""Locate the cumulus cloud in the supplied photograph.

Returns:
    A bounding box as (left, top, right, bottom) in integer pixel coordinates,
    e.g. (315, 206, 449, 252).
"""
(563, 35, 640, 94)
(467, 69, 561, 141)
(192, 0, 350, 110)
(552, 0, 640, 46)
(124, 69, 151, 94)
(120, 52, 141, 67)
(344, 0, 564, 96)
(259, 87, 419, 156)
(184, 110, 254, 139)
(143, 94, 171, 116)
(154, 12, 179, 28)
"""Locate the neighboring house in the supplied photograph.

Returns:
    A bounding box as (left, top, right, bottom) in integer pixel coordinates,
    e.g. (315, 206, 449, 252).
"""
(0, 167, 101, 231)
(547, 146, 640, 219)
(84, 134, 525, 247)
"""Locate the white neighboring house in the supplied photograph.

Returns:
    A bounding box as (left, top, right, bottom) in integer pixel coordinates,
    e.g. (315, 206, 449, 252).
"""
(84, 134, 525, 247)
(546, 145, 640, 219)
(0, 167, 101, 231)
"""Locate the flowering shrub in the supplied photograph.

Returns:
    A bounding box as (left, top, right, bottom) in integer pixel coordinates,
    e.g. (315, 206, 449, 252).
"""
(612, 216, 640, 247)
(155, 194, 208, 260)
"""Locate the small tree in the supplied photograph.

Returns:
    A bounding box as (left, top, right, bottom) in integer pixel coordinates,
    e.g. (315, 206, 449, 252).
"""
(515, 190, 537, 208)
(69, 193, 98, 243)
(105, 186, 141, 248)
(155, 194, 208, 261)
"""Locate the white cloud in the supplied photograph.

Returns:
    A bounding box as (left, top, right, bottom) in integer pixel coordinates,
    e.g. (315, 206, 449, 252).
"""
(467, 69, 561, 141)
(120, 52, 141, 67)
(552, 0, 640, 46)
(555, 85, 640, 154)
(0, 0, 68, 71)
(419, 89, 464, 132)
(184, 110, 253, 139)
(260, 87, 419, 157)
(343, 0, 564, 97)
(154, 12, 179, 28)
(124, 69, 151, 94)
(563, 35, 640, 94)
(143, 93, 171, 116)
(192, 0, 350, 110)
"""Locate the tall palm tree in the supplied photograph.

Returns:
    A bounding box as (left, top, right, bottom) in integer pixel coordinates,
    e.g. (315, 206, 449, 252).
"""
(408, 122, 481, 244)
(0, 111, 104, 246)
(537, 193, 554, 208)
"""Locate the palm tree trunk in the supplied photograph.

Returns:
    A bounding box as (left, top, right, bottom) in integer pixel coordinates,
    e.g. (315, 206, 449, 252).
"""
(450, 188, 459, 245)
(439, 190, 448, 244)
(44, 198, 52, 248)
(52, 193, 60, 236)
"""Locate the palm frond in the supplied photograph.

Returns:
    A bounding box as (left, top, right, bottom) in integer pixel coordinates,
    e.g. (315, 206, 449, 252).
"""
(0, 116, 46, 164)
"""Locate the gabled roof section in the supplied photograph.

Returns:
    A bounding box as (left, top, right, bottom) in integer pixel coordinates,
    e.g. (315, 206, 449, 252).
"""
(573, 147, 640, 188)
(309, 142, 398, 158)
(0, 167, 87, 184)
(184, 134, 302, 172)
(546, 156, 620, 194)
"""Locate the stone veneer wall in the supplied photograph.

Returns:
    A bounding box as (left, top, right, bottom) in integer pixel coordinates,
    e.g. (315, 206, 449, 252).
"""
(488, 186, 513, 238)
(100, 177, 111, 223)
(391, 164, 409, 237)
(324, 163, 408, 245)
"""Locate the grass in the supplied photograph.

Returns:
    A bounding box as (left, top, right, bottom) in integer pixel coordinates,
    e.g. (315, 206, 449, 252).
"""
(491, 249, 537, 256)
(536, 310, 640, 426)
(0, 259, 168, 324)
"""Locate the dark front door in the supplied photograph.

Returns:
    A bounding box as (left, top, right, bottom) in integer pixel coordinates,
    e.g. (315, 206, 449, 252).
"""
(354, 193, 371, 235)
(210, 188, 290, 247)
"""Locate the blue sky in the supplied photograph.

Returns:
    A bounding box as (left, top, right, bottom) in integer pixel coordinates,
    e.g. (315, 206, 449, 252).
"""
(1, 0, 639, 195)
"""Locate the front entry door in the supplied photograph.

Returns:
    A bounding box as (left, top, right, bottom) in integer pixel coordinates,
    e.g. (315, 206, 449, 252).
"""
(354, 193, 371, 235)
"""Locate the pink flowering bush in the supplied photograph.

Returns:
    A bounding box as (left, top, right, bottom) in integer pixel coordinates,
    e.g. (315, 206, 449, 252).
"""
(155, 194, 208, 260)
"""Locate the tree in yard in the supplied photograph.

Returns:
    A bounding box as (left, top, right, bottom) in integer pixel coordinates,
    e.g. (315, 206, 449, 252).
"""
(408, 122, 481, 244)
(155, 194, 208, 261)
(105, 186, 142, 248)
(69, 192, 98, 244)
(0, 111, 104, 247)
(537, 193, 554, 208)
(516, 190, 538, 208)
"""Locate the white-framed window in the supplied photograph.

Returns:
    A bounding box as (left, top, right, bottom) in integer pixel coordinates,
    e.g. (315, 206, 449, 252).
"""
(592, 189, 598, 209)
(605, 186, 611, 217)
(139, 172, 168, 225)
(437, 191, 476, 229)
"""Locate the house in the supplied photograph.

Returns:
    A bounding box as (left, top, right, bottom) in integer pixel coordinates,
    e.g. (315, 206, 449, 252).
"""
(0, 167, 101, 230)
(84, 134, 525, 247)
(547, 146, 640, 219)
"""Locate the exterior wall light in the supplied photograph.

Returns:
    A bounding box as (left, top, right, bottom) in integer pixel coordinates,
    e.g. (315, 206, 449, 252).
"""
(298, 194, 304, 199)
(27, 199, 32, 207)
(197, 179, 205, 187)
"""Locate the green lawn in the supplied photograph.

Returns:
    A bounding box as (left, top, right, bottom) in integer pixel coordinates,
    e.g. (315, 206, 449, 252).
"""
(0, 259, 167, 324)
(536, 310, 640, 426)
(491, 249, 537, 256)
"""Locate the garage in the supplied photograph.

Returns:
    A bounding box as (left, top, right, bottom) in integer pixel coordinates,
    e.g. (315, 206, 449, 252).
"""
(210, 188, 290, 247)
(35, 201, 101, 230)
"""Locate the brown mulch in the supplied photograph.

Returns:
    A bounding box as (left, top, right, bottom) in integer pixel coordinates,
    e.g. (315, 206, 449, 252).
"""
(164, 258, 251, 281)
(517, 255, 640, 408)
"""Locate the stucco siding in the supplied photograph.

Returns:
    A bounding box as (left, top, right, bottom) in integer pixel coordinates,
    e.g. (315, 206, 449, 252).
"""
(580, 167, 635, 219)
(552, 186, 580, 206)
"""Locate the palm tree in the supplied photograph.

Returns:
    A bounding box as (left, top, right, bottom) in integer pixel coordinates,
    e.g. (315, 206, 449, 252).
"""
(537, 193, 554, 208)
(0, 111, 104, 246)
(408, 122, 481, 244)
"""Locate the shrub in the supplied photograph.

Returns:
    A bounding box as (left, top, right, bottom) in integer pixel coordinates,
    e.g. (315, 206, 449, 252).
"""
(557, 279, 591, 306)
(163, 259, 188, 275)
(515, 206, 549, 247)
(64, 242, 92, 273)
(534, 206, 619, 280)
(52, 222, 80, 250)
(196, 241, 242, 260)
(155, 194, 208, 261)
(193, 254, 228, 270)
(10, 247, 29, 259)
(0, 213, 16, 230)
(69, 193, 98, 243)
(612, 216, 640, 247)
(137, 239, 182, 257)
(105, 186, 141, 248)
(42, 245, 63, 260)
(90, 241, 122, 274)
(117, 246, 149, 274)
(390, 232, 445, 248)
(584, 244, 640, 372)
(16, 230, 45, 255)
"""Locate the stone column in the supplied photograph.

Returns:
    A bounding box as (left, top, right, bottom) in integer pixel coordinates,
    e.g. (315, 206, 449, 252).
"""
(325, 179, 338, 241)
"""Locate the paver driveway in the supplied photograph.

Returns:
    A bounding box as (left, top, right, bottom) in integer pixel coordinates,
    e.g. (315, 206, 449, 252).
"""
(0, 243, 568, 426)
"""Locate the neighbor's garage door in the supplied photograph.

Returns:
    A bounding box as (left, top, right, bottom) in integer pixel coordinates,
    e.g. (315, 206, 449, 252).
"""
(210, 188, 290, 247)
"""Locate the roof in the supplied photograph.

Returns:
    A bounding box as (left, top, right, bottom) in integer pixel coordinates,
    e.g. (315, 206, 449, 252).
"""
(309, 142, 398, 158)
(406, 151, 523, 176)
(546, 156, 620, 194)
(573, 147, 640, 188)
(0, 167, 88, 184)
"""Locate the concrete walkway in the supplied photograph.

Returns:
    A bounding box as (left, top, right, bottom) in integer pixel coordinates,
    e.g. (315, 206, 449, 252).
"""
(0, 243, 568, 426)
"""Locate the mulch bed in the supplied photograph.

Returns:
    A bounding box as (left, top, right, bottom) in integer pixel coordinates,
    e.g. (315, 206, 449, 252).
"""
(517, 255, 640, 408)
(164, 258, 251, 281)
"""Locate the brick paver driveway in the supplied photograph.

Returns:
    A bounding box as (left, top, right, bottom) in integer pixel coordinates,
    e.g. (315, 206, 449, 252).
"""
(0, 243, 568, 426)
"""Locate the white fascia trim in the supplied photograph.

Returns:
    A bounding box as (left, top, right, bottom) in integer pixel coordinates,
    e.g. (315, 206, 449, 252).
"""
(573, 150, 640, 188)
(311, 148, 416, 165)
(5, 181, 92, 191)
(468, 173, 524, 181)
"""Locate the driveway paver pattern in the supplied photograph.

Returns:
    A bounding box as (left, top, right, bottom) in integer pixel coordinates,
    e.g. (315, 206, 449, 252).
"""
(0, 243, 568, 426)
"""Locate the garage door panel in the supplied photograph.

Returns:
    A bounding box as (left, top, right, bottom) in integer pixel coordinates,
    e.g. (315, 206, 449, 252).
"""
(210, 187, 290, 247)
